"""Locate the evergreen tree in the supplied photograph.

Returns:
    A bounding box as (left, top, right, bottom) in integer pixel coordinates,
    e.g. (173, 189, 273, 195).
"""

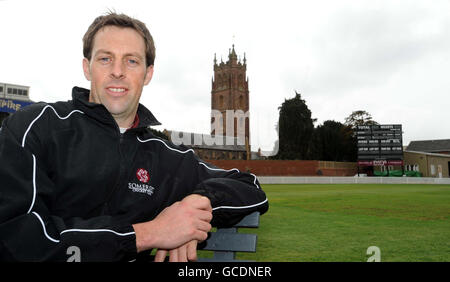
(275, 91, 316, 160)
(311, 120, 356, 162)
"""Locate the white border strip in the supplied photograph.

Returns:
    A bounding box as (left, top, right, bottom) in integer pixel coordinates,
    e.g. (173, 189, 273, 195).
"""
(257, 176, 450, 185)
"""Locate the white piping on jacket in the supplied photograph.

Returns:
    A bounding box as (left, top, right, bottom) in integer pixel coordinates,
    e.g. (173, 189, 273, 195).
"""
(21, 105, 84, 148)
(212, 198, 269, 211)
(31, 212, 60, 243)
(137, 136, 268, 211)
(31, 212, 135, 244)
(23, 107, 265, 243)
(24, 106, 133, 243)
(60, 229, 135, 237)
(26, 154, 37, 214)
(136, 136, 196, 154)
(23, 106, 84, 213)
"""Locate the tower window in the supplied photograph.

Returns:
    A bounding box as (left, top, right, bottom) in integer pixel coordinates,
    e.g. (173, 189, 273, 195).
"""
(239, 95, 244, 108)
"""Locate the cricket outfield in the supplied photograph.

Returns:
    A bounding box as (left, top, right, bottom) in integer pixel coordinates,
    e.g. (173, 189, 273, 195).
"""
(235, 184, 450, 262)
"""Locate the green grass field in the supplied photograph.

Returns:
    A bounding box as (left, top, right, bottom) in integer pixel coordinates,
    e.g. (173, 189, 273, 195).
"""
(235, 184, 450, 262)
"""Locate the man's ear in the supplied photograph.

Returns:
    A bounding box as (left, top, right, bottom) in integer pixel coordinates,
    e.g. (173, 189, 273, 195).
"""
(144, 65, 154, 86)
(82, 58, 92, 81)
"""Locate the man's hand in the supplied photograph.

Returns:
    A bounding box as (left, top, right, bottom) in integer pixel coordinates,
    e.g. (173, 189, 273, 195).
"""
(133, 194, 212, 253)
(154, 240, 198, 262)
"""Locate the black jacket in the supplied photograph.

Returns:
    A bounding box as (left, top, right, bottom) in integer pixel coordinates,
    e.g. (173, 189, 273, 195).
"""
(0, 87, 268, 261)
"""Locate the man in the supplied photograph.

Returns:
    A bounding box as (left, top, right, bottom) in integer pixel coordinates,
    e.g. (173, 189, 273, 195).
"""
(0, 13, 268, 262)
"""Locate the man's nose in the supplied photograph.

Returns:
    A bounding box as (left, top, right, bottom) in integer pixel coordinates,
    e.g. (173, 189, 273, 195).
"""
(110, 60, 125, 79)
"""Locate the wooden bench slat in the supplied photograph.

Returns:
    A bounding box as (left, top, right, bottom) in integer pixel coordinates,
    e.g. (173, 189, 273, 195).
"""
(200, 232, 257, 252)
(233, 211, 260, 228)
(213, 251, 234, 260)
(197, 212, 261, 262)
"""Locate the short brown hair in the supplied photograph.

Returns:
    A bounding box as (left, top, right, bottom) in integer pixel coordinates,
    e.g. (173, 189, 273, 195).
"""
(83, 12, 155, 67)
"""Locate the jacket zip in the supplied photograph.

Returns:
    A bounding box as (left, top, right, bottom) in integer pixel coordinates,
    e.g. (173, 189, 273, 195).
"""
(101, 128, 126, 215)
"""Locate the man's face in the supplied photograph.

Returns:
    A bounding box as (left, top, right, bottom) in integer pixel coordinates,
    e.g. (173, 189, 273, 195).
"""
(83, 26, 153, 125)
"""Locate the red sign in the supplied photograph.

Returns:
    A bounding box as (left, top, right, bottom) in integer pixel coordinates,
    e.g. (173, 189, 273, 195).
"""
(387, 160, 404, 166)
(357, 161, 373, 166)
(373, 160, 387, 166)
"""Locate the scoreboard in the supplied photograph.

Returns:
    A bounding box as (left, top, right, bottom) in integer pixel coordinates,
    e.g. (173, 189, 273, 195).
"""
(356, 124, 403, 166)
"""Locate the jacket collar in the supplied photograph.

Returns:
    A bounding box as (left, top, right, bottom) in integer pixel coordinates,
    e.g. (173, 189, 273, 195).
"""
(71, 86, 161, 128)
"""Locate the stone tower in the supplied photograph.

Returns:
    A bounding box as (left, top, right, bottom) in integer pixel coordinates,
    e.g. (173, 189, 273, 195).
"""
(211, 45, 250, 149)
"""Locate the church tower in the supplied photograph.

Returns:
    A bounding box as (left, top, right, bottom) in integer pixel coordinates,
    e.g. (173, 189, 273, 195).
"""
(211, 45, 250, 149)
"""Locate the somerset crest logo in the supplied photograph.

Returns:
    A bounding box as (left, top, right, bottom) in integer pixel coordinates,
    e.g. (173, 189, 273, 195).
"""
(136, 168, 150, 183)
(129, 168, 154, 196)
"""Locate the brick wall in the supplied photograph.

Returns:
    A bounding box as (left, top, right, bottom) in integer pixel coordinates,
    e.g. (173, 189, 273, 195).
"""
(205, 160, 357, 176)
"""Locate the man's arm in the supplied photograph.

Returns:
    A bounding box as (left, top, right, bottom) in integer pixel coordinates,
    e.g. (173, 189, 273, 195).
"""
(132, 194, 212, 253)
(145, 138, 269, 261)
(191, 159, 269, 227)
(0, 119, 211, 261)
(0, 123, 139, 261)
(0, 126, 211, 261)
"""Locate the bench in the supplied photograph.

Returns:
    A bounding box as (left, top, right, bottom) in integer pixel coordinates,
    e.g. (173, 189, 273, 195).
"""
(197, 212, 260, 262)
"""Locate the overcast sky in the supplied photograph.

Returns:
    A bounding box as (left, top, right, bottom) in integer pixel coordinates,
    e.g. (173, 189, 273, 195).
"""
(1, 0, 449, 152)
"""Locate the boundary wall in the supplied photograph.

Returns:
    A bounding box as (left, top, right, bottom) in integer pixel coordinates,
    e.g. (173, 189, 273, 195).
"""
(206, 160, 357, 176)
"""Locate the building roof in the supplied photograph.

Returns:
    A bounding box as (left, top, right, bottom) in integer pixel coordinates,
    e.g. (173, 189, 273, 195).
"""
(404, 150, 450, 158)
(406, 139, 450, 153)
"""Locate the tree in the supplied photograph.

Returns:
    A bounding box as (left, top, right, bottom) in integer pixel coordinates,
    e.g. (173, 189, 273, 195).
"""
(275, 91, 316, 160)
(310, 120, 357, 162)
(344, 110, 378, 129)
(341, 110, 378, 162)
(149, 127, 169, 140)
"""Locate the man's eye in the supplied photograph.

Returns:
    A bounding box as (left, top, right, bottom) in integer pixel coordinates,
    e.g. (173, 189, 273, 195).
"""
(99, 57, 111, 63)
(128, 59, 138, 65)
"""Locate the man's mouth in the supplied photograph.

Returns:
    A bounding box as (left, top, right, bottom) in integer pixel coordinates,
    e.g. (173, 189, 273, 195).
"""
(109, 88, 126, 93)
(106, 87, 129, 96)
